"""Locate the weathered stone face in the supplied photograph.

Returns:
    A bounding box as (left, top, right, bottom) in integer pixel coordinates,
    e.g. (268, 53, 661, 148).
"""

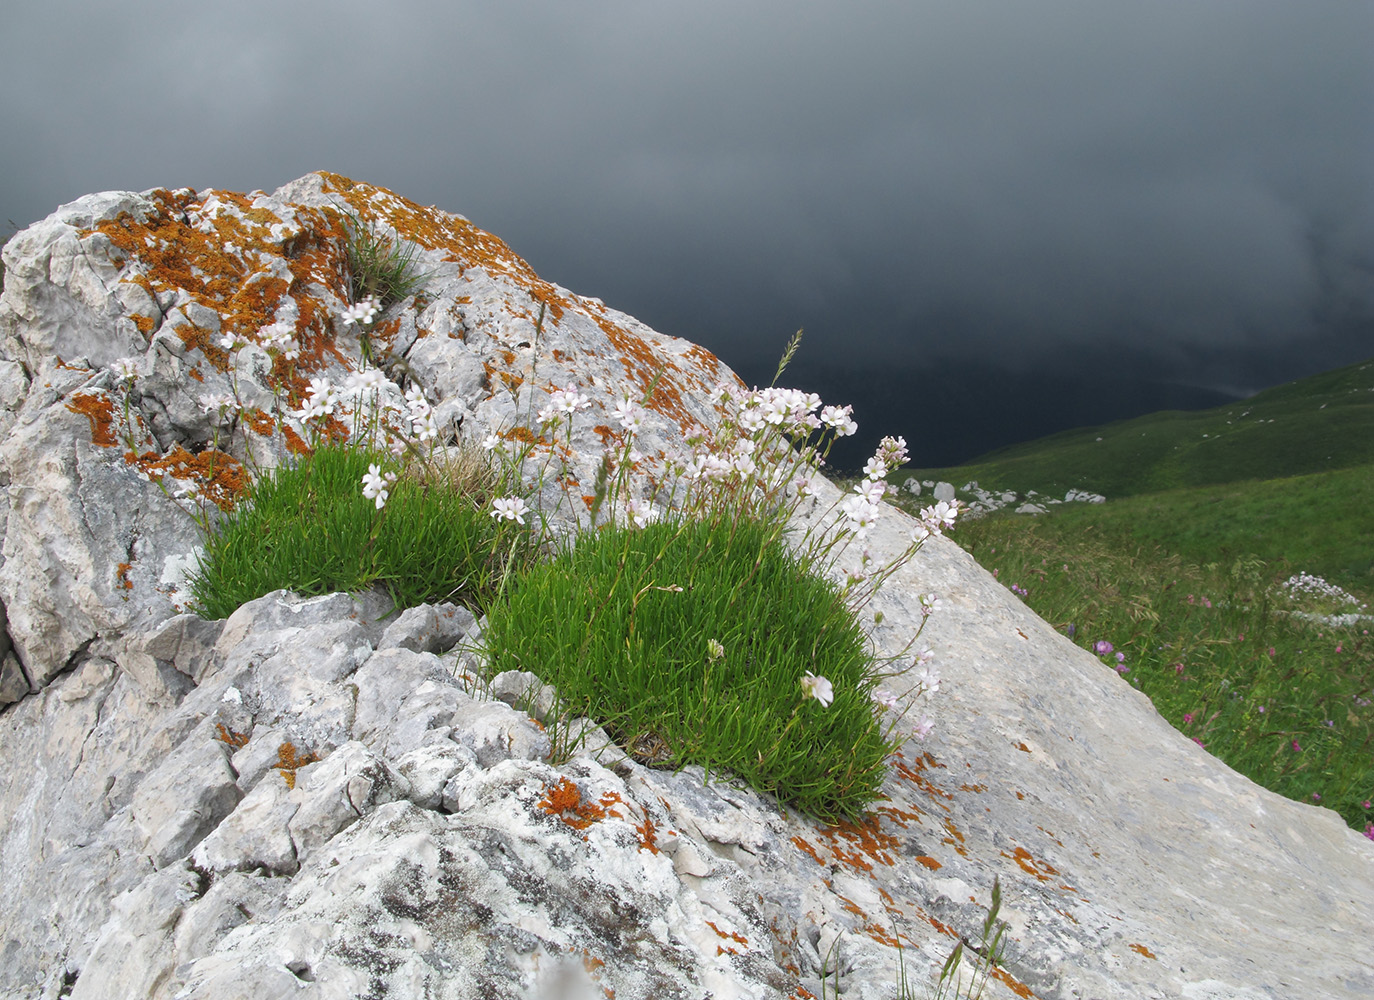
(0, 175, 1370, 1000)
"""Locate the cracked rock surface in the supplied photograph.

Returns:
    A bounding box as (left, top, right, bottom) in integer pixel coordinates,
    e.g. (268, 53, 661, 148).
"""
(0, 175, 1371, 999)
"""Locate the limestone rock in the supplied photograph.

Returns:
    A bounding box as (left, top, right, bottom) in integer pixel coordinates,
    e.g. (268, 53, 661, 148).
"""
(130, 736, 242, 868)
(0, 176, 1370, 1000)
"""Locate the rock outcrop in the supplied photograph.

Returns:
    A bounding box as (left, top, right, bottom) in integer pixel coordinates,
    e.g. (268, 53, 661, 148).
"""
(0, 174, 1370, 1000)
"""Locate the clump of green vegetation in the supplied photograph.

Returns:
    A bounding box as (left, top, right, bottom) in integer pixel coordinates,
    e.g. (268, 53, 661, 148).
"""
(190, 441, 521, 619)
(483, 513, 890, 822)
(340, 208, 431, 307)
(473, 338, 950, 822)
(956, 510, 1374, 833)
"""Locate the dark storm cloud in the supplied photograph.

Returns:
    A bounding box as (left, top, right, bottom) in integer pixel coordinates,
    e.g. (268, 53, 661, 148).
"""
(3, 2, 1370, 461)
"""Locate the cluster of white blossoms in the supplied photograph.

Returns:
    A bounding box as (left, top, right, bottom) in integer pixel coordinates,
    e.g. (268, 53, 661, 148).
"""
(340, 295, 381, 326)
(291, 367, 437, 455)
(1280, 572, 1368, 611)
(361, 463, 397, 509)
(110, 357, 143, 382)
(536, 386, 593, 427)
(490, 496, 530, 524)
(258, 320, 300, 361)
(477, 374, 954, 743)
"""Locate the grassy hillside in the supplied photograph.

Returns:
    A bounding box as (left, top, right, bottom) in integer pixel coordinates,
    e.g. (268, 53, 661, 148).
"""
(949, 510, 1373, 834)
(902, 356, 1374, 499)
(877, 354, 1374, 833)
(1018, 464, 1374, 595)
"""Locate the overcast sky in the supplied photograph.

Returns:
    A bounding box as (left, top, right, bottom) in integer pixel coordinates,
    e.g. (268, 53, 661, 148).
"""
(3, 2, 1370, 464)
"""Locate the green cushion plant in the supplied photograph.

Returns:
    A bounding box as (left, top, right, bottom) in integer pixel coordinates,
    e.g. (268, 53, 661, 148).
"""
(483, 512, 888, 821)
(189, 441, 517, 620)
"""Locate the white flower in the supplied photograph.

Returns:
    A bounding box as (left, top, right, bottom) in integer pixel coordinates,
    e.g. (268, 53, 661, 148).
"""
(911, 523, 932, 544)
(911, 716, 935, 740)
(412, 411, 438, 442)
(481, 433, 503, 452)
(792, 475, 815, 497)
(361, 463, 396, 509)
(625, 498, 659, 528)
(111, 357, 142, 381)
(912, 663, 941, 698)
(548, 386, 591, 416)
(872, 688, 900, 710)
(862, 456, 887, 480)
(199, 392, 237, 415)
(924, 500, 959, 530)
(737, 407, 767, 434)
(404, 384, 431, 415)
(341, 296, 381, 325)
(702, 454, 733, 480)
(537, 404, 559, 427)
(800, 671, 834, 708)
(706, 639, 725, 662)
(344, 368, 390, 397)
(613, 397, 644, 433)
(920, 593, 943, 617)
(820, 404, 857, 436)
(840, 495, 881, 537)
(217, 334, 241, 350)
(855, 479, 886, 505)
(878, 435, 909, 466)
(490, 496, 530, 524)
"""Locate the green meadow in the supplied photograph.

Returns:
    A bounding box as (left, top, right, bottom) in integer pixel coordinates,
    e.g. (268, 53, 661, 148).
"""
(891, 356, 1374, 834)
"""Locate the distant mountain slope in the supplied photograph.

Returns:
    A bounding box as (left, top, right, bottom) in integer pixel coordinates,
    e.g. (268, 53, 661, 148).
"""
(903, 356, 1374, 498)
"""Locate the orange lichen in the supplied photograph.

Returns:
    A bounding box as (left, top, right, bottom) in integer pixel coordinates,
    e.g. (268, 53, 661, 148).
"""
(941, 817, 969, 857)
(875, 804, 924, 827)
(813, 815, 904, 872)
(635, 814, 661, 854)
(861, 922, 903, 948)
(837, 894, 868, 919)
(65, 392, 119, 447)
(85, 189, 346, 389)
(990, 966, 1037, 998)
(281, 424, 313, 456)
(215, 723, 251, 749)
(537, 777, 618, 831)
(115, 562, 134, 594)
(1129, 943, 1157, 959)
(1003, 845, 1059, 882)
(273, 742, 319, 790)
(240, 408, 276, 436)
(890, 750, 954, 804)
(131, 444, 248, 512)
(175, 325, 231, 369)
(790, 836, 824, 866)
(916, 855, 942, 871)
(705, 920, 748, 946)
